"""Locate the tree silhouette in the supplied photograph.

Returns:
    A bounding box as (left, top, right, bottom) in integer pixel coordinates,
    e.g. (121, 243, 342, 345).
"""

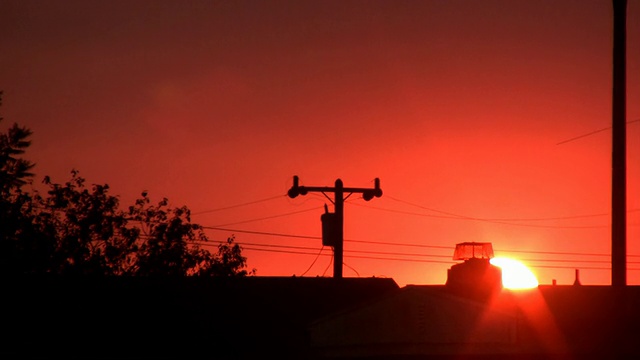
(0, 91, 42, 274)
(0, 93, 254, 277)
(0, 92, 34, 193)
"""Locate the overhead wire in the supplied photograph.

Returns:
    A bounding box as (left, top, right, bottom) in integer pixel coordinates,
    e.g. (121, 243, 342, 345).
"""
(386, 195, 612, 222)
(556, 118, 640, 145)
(25, 166, 640, 276)
(233, 246, 640, 271)
(202, 226, 640, 258)
(300, 245, 326, 276)
(190, 185, 640, 273)
(192, 188, 637, 230)
(385, 195, 640, 223)
(135, 227, 640, 273)
(344, 262, 360, 277)
(198, 239, 454, 259)
(322, 256, 333, 276)
(191, 195, 286, 215)
(357, 204, 610, 229)
(209, 206, 322, 227)
(203, 226, 453, 249)
(185, 193, 640, 275)
(361, 198, 610, 229)
(199, 239, 640, 266)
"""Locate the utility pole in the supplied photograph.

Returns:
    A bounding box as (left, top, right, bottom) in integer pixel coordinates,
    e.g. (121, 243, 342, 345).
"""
(287, 176, 382, 278)
(611, 0, 627, 287)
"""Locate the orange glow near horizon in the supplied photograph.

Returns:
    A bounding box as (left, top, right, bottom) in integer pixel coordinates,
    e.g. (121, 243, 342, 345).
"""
(491, 257, 539, 290)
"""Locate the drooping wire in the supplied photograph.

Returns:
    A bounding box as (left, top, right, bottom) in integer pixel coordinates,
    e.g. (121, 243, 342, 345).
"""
(376, 196, 610, 229)
(344, 262, 360, 277)
(300, 245, 326, 276)
(210, 206, 322, 227)
(191, 195, 286, 215)
(322, 255, 333, 276)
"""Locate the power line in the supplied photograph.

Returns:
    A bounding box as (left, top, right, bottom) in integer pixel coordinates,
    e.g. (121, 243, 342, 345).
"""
(201, 240, 453, 259)
(203, 226, 640, 258)
(191, 195, 285, 215)
(193, 191, 637, 231)
(556, 118, 640, 145)
(496, 247, 640, 258)
(385, 195, 612, 222)
(236, 246, 640, 271)
(364, 198, 609, 229)
(204, 226, 321, 240)
(361, 204, 609, 229)
(203, 226, 453, 249)
(199, 240, 442, 258)
(210, 196, 637, 230)
(210, 206, 322, 227)
(200, 240, 453, 264)
(141, 230, 640, 272)
(344, 262, 360, 277)
(520, 258, 613, 264)
(243, 247, 640, 271)
(300, 245, 326, 276)
(322, 255, 333, 276)
(497, 248, 609, 257)
(385, 196, 640, 224)
(199, 239, 640, 271)
(200, 239, 640, 266)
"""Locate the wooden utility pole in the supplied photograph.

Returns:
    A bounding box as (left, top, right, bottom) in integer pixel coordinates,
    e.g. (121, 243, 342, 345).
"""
(611, 0, 627, 287)
(287, 176, 382, 278)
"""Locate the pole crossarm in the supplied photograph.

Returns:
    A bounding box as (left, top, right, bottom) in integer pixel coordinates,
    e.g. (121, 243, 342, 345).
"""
(287, 176, 382, 201)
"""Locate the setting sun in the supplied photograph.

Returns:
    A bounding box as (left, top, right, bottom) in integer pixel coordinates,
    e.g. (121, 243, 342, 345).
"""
(490, 257, 539, 290)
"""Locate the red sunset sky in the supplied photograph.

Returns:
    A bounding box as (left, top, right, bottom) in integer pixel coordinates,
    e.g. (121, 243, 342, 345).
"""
(1, 0, 638, 287)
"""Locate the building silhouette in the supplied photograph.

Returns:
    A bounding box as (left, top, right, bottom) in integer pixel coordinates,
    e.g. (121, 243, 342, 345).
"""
(4, 243, 640, 359)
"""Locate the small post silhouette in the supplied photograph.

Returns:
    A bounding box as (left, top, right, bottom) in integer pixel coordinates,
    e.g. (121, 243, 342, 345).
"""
(287, 176, 382, 278)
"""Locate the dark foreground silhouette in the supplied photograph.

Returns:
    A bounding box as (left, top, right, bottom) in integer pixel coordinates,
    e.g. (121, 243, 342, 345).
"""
(3, 275, 640, 360)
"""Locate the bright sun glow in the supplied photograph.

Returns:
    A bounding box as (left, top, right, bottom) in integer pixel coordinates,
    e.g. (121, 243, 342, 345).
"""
(490, 257, 539, 290)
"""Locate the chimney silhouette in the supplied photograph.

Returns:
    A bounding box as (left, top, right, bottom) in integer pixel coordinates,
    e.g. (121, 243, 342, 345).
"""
(573, 269, 582, 286)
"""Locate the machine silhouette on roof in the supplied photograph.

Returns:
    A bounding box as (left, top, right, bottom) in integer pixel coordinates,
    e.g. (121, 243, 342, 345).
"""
(446, 242, 502, 298)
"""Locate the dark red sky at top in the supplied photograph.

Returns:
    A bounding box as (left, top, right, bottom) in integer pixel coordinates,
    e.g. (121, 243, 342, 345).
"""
(1, 0, 639, 286)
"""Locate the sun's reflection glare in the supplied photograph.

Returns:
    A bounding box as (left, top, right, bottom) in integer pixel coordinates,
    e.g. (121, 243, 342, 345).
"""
(490, 257, 539, 289)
